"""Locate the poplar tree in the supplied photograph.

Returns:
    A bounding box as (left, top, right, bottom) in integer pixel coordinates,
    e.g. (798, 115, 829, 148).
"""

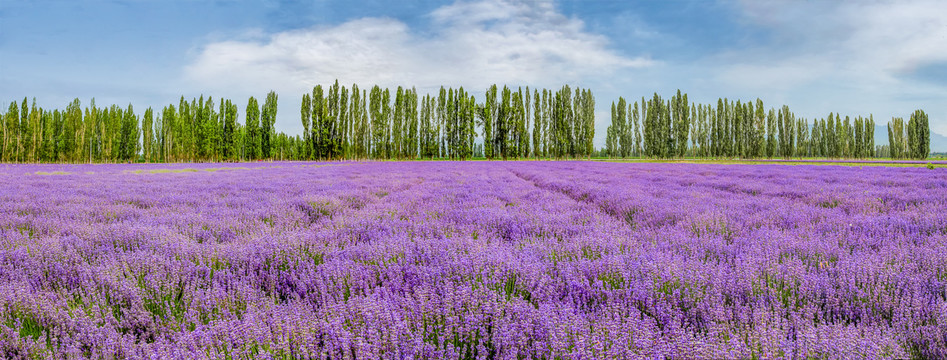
(553, 86, 573, 159)
(523, 87, 531, 158)
(854, 117, 864, 158)
(888, 117, 906, 159)
(40, 110, 54, 162)
(532, 89, 542, 158)
(811, 118, 822, 157)
(436, 87, 446, 158)
(27, 99, 39, 162)
(393, 86, 404, 158)
(672, 90, 689, 158)
(908, 109, 929, 159)
(4, 101, 18, 162)
(582, 89, 595, 158)
(512, 88, 525, 157)
(261, 91, 278, 159)
(643, 93, 666, 157)
(360, 89, 370, 159)
(796, 118, 809, 157)
(606, 102, 618, 157)
(338, 85, 349, 158)
(64, 99, 81, 162)
(698, 104, 709, 157)
(346, 85, 359, 159)
(496, 86, 511, 158)
(222, 100, 237, 161)
(754, 99, 765, 158)
(405, 88, 418, 159)
(245, 97, 260, 160)
(720, 99, 731, 157)
(608, 97, 623, 157)
(420, 94, 435, 158)
(842, 116, 852, 158)
(778, 105, 795, 158)
(143, 108, 153, 162)
(381, 89, 392, 158)
(465, 91, 477, 159)
(348, 85, 365, 159)
(353, 87, 370, 159)
(312, 85, 326, 158)
(301, 93, 312, 159)
(19, 98, 29, 162)
(833, 114, 842, 158)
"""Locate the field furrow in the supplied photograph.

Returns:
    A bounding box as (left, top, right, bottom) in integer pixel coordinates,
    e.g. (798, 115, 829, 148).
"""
(0, 161, 945, 359)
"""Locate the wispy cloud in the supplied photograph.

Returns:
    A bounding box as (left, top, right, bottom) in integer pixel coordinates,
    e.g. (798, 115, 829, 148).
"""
(184, 0, 652, 96)
(693, 0, 947, 136)
(177, 0, 947, 143)
(722, 0, 947, 92)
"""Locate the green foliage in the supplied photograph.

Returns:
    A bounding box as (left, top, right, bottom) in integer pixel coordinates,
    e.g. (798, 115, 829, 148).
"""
(3, 85, 929, 163)
(245, 96, 260, 160)
(261, 91, 278, 159)
(908, 109, 930, 159)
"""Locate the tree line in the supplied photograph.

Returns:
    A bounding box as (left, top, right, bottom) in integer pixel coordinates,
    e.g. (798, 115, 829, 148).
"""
(883, 110, 930, 159)
(605, 90, 931, 160)
(1, 84, 932, 163)
(0, 93, 288, 163)
(300, 81, 596, 160)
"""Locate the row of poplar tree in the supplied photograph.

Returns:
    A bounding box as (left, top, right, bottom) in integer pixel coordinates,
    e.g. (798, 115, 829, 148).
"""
(1, 84, 932, 163)
(300, 81, 595, 160)
(884, 111, 932, 160)
(0, 93, 284, 163)
(605, 90, 932, 159)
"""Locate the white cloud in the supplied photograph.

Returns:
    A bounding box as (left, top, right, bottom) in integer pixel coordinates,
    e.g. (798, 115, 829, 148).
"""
(184, 0, 651, 97)
(724, 0, 947, 88)
(182, 0, 947, 146)
(708, 0, 947, 139)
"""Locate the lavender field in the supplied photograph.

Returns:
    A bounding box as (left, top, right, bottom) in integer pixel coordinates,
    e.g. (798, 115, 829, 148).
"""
(1, 162, 946, 359)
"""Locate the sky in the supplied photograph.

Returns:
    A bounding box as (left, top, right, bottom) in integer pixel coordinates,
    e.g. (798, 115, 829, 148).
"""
(2, 0, 946, 149)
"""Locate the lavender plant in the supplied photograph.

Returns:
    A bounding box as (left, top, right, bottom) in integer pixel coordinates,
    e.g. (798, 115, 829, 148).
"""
(0, 161, 944, 359)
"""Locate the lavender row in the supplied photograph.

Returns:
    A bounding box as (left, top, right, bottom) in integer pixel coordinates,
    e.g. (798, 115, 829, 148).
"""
(1, 161, 944, 358)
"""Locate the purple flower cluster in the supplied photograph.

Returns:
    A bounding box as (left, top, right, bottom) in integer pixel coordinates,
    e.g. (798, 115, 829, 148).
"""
(0, 161, 945, 358)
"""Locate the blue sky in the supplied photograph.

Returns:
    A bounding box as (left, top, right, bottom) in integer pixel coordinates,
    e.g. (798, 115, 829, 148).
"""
(2, 0, 946, 148)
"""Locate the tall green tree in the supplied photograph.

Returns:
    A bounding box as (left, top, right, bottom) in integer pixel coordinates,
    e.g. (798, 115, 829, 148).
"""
(796, 118, 809, 157)
(393, 86, 405, 158)
(672, 90, 689, 158)
(908, 109, 929, 159)
(631, 101, 641, 157)
(261, 91, 278, 159)
(339, 85, 349, 158)
(221, 99, 237, 161)
(245, 97, 260, 160)
(405, 87, 418, 158)
(532, 88, 543, 158)
(118, 104, 139, 161)
(143, 107, 153, 162)
(4, 101, 18, 162)
(606, 98, 623, 158)
(369, 86, 386, 159)
(300, 93, 312, 159)
(419, 94, 434, 158)
(888, 117, 906, 159)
